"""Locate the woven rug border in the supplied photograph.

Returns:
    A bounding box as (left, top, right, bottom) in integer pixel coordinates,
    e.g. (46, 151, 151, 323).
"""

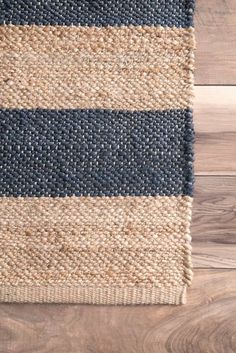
(0, 285, 187, 305)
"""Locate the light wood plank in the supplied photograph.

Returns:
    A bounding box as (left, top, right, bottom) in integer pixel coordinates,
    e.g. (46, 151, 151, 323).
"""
(192, 176, 236, 244)
(194, 86, 236, 133)
(192, 176, 236, 268)
(195, 0, 236, 84)
(194, 86, 236, 175)
(195, 133, 236, 175)
(193, 242, 236, 268)
(0, 270, 235, 353)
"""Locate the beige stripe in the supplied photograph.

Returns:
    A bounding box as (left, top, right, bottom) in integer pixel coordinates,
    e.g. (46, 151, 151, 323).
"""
(0, 285, 186, 305)
(0, 25, 194, 110)
(0, 196, 193, 294)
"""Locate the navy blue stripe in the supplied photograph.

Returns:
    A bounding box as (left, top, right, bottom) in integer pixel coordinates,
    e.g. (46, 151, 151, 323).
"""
(2, 0, 195, 27)
(0, 109, 194, 197)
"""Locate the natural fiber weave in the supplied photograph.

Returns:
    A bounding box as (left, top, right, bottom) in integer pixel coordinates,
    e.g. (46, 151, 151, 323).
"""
(0, 109, 194, 196)
(0, 0, 195, 304)
(0, 196, 192, 287)
(0, 26, 194, 110)
(2, 0, 195, 27)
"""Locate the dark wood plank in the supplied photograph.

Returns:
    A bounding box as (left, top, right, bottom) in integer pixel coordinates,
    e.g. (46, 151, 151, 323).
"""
(195, 0, 236, 84)
(192, 176, 236, 268)
(0, 270, 235, 353)
(194, 86, 236, 175)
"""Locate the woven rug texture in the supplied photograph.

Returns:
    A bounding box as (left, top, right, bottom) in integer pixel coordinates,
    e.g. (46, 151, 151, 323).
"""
(0, 0, 195, 305)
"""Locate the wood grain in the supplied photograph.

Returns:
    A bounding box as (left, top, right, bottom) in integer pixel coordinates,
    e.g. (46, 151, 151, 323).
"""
(192, 176, 236, 268)
(195, 0, 236, 84)
(192, 177, 236, 245)
(194, 86, 236, 175)
(194, 87, 236, 133)
(193, 242, 236, 268)
(0, 269, 235, 353)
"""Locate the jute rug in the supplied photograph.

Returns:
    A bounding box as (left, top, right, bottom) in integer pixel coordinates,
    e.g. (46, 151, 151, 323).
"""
(0, 1, 195, 304)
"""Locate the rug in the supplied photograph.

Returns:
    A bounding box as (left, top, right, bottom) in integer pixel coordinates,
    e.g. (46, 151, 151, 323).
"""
(0, 0, 195, 304)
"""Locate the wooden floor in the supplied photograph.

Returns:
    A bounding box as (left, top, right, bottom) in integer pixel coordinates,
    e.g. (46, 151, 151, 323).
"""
(1, 1, 236, 352)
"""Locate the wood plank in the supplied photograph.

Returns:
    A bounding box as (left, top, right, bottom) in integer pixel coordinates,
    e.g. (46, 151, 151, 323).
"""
(195, 0, 236, 84)
(193, 242, 236, 268)
(0, 270, 235, 353)
(192, 176, 236, 268)
(194, 86, 236, 175)
(194, 86, 236, 133)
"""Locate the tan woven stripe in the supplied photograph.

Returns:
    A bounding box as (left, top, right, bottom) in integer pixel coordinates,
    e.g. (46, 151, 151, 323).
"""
(0, 25, 194, 110)
(0, 285, 187, 305)
(0, 196, 193, 292)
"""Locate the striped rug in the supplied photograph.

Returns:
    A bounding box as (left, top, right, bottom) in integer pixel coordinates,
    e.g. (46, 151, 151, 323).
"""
(0, 1, 195, 304)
